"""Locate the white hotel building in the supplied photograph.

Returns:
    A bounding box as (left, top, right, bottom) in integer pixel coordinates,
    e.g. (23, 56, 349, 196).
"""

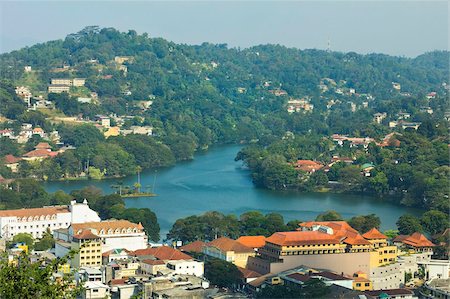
(0, 200, 100, 240)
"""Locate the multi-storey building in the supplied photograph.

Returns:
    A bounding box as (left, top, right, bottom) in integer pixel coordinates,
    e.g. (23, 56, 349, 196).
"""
(55, 219, 148, 267)
(48, 84, 70, 93)
(71, 230, 103, 268)
(0, 200, 100, 240)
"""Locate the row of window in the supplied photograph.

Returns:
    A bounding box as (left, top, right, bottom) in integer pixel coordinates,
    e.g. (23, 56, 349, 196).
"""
(76, 228, 140, 235)
(10, 222, 68, 230)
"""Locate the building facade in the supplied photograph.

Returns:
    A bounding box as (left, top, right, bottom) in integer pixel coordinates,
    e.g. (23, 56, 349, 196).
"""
(0, 200, 100, 240)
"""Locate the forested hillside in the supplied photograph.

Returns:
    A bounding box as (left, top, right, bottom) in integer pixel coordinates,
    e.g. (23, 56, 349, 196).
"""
(0, 27, 448, 204)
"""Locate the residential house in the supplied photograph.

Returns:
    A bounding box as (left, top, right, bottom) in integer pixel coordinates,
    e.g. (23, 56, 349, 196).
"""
(102, 248, 131, 264)
(373, 112, 387, 124)
(203, 237, 256, 268)
(295, 160, 324, 174)
(82, 281, 110, 299)
(3, 155, 21, 172)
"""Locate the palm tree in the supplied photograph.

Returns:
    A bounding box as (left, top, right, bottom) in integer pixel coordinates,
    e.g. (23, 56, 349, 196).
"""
(136, 166, 142, 193)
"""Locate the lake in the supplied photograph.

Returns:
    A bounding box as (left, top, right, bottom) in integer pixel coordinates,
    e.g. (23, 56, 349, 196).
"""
(43, 145, 423, 239)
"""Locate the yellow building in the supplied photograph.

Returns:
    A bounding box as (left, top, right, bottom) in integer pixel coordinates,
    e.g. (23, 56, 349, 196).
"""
(352, 271, 373, 291)
(363, 228, 398, 267)
(203, 237, 255, 268)
(104, 126, 120, 138)
(58, 263, 71, 274)
(71, 230, 102, 268)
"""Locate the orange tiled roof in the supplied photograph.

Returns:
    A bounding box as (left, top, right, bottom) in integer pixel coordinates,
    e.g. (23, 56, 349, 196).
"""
(343, 233, 372, 246)
(179, 240, 206, 253)
(3, 154, 21, 164)
(265, 231, 341, 246)
(73, 230, 100, 240)
(0, 206, 69, 218)
(401, 232, 435, 247)
(72, 220, 143, 234)
(236, 236, 266, 249)
(298, 221, 372, 246)
(35, 142, 51, 149)
(362, 228, 387, 240)
(206, 237, 255, 253)
(132, 246, 192, 261)
(23, 149, 58, 158)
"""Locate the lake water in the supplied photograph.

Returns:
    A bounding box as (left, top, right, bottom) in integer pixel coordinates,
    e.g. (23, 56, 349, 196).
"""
(43, 145, 423, 238)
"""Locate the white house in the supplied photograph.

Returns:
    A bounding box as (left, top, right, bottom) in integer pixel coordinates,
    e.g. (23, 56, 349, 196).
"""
(167, 260, 204, 277)
(0, 200, 100, 240)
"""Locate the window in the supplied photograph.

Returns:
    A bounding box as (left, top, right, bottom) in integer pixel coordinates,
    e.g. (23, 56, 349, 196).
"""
(365, 283, 370, 286)
(356, 283, 361, 287)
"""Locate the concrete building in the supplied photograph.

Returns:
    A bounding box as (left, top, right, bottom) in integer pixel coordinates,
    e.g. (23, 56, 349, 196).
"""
(0, 200, 100, 240)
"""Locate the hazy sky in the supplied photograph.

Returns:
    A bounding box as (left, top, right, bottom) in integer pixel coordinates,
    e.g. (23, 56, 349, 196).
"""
(0, 1, 448, 57)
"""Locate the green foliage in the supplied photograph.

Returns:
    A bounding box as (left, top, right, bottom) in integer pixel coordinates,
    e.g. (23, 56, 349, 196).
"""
(315, 210, 343, 221)
(256, 278, 330, 298)
(204, 258, 242, 288)
(420, 210, 449, 235)
(35, 229, 55, 251)
(11, 233, 34, 250)
(0, 252, 81, 298)
(168, 210, 293, 242)
(396, 214, 423, 235)
(88, 166, 104, 179)
(347, 214, 381, 233)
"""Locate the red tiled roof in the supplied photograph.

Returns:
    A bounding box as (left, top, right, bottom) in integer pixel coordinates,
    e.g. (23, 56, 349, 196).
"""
(206, 237, 254, 253)
(401, 232, 435, 247)
(23, 149, 58, 158)
(73, 230, 100, 240)
(110, 279, 127, 285)
(179, 240, 206, 253)
(295, 160, 324, 172)
(141, 259, 165, 265)
(132, 246, 192, 261)
(236, 236, 266, 249)
(0, 206, 69, 218)
(285, 273, 311, 282)
(238, 267, 262, 279)
(265, 231, 341, 246)
(362, 228, 387, 240)
(35, 142, 51, 149)
(3, 155, 21, 164)
(393, 235, 408, 243)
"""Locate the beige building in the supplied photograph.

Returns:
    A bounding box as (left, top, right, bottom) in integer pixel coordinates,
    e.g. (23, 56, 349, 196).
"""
(48, 84, 70, 93)
(203, 237, 256, 268)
